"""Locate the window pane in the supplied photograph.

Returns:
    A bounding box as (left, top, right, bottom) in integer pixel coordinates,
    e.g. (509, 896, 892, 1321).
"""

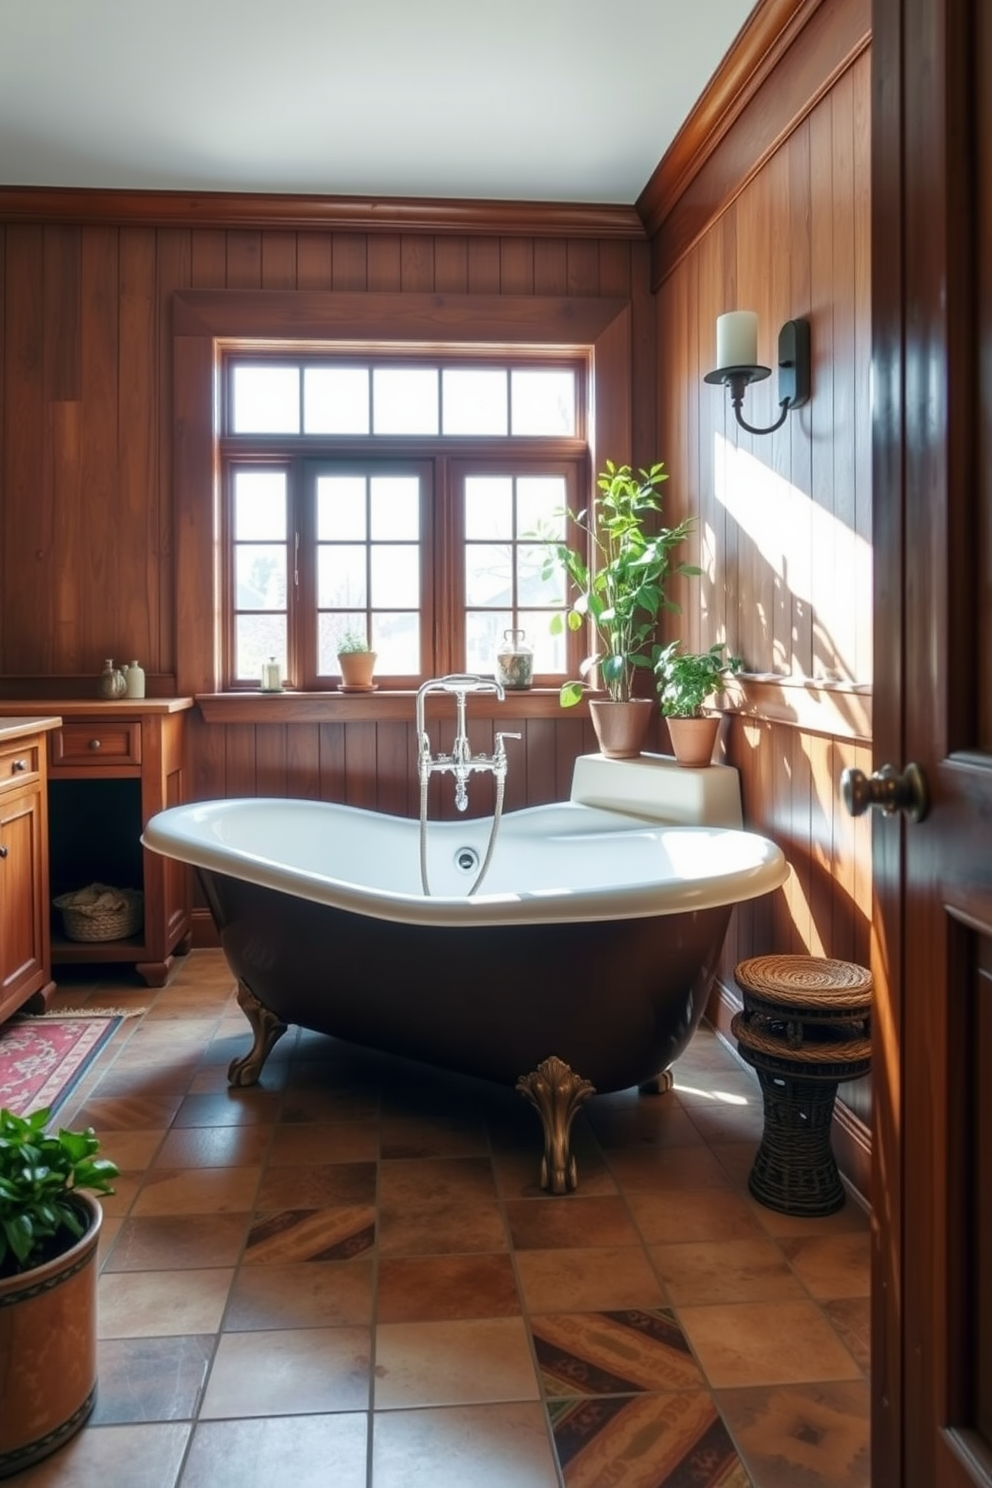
(370, 546, 419, 608)
(236, 545, 287, 609)
(517, 543, 565, 606)
(304, 367, 370, 434)
(521, 614, 567, 672)
(466, 610, 512, 675)
(318, 612, 368, 674)
(516, 476, 567, 538)
(317, 476, 367, 541)
(370, 476, 420, 541)
(234, 471, 287, 540)
(465, 543, 512, 607)
(232, 366, 300, 434)
(235, 614, 286, 682)
(371, 612, 420, 674)
(464, 477, 513, 541)
(373, 368, 439, 435)
(442, 369, 508, 435)
(318, 545, 368, 608)
(511, 369, 576, 436)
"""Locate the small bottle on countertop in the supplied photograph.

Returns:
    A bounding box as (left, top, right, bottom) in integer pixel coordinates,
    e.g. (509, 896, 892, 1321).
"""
(97, 658, 127, 700)
(125, 659, 146, 699)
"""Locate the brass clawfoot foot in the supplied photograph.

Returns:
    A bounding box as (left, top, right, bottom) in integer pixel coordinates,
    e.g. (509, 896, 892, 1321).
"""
(516, 1055, 595, 1194)
(638, 1069, 675, 1095)
(228, 980, 288, 1086)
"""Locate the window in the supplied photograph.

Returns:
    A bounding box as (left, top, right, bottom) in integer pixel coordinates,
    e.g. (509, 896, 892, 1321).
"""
(221, 353, 586, 690)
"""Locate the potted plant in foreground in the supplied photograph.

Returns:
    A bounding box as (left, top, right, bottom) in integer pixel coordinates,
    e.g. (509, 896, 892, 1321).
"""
(0, 1106, 119, 1477)
(654, 640, 743, 767)
(543, 461, 699, 758)
(335, 628, 377, 692)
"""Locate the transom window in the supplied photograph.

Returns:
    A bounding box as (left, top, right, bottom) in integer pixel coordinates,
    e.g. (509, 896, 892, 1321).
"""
(221, 352, 586, 691)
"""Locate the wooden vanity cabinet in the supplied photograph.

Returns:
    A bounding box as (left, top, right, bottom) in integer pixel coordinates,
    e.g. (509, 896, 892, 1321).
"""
(0, 700, 194, 988)
(0, 719, 59, 1024)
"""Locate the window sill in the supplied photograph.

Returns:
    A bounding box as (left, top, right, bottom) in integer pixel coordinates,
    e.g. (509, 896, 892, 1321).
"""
(195, 689, 583, 725)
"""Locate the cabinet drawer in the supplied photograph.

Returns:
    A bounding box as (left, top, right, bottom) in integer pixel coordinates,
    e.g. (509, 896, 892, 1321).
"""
(0, 741, 40, 792)
(51, 721, 142, 769)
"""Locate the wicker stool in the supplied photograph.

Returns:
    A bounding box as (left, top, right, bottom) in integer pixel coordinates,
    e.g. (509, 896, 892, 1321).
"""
(731, 955, 872, 1216)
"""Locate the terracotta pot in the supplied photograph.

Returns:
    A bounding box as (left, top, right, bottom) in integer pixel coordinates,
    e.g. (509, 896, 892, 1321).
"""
(588, 698, 654, 759)
(666, 714, 721, 768)
(337, 651, 377, 690)
(0, 1193, 102, 1479)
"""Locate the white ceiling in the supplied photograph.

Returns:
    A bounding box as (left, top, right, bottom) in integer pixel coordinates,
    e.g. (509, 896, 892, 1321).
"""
(0, 0, 756, 205)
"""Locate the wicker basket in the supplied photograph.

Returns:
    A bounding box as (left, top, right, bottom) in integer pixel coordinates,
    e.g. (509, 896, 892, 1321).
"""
(53, 883, 144, 943)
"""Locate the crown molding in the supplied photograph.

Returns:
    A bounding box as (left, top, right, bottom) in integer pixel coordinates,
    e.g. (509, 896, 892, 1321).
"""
(0, 186, 645, 240)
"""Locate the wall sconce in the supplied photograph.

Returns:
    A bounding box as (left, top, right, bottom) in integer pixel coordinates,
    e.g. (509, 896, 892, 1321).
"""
(703, 311, 811, 435)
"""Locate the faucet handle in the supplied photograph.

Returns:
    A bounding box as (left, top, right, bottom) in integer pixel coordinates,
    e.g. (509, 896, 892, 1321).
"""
(495, 731, 522, 755)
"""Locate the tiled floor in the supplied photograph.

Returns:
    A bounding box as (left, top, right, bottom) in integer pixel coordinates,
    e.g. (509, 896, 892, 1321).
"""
(19, 949, 870, 1487)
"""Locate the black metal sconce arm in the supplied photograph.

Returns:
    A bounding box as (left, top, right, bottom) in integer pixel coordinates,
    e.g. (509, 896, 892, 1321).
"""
(704, 318, 810, 437)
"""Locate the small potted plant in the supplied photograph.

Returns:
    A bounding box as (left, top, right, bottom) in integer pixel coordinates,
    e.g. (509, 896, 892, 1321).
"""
(336, 627, 377, 692)
(654, 640, 743, 767)
(0, 1106, 119, 1475)
(542, 461, 699, 758)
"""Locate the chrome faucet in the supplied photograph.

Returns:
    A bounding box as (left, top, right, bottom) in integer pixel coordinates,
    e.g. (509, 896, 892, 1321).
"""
(415, 674, 520, 812)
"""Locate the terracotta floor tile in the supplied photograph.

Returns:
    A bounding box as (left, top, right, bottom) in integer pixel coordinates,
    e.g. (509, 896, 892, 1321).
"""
(380, 1111, 489, 1159)
(267, 1121, 379, 1165)
(626, 1187, 765, 1245)
(378, 1155, 497, 1205)
(550, 1391, 751, 1488)
(173, 1090, 282, 1128)
(6, 1422, 191, 1488)
(245, 1205, 376, 1263)
(90, 1334, 213, 1423)
(132, 1166, 261, 1216)
(72, 1093, 185, 1131)
(92, 1129, 168, 1169)
(377, 1253, 521, 1322)
(255, 1160, 376, 1209)
(102, 1213, 250, 1272)
(822, 1297, 872, 1373)
(648, 1237, 806, 1307)
(493, 1148, 617, 1199)
(377, 1198, 508, 1256)
(749, 1195, 871, 1239)
(152, 1124, 273, 1169)
(280, 1086, 380, 1123)
(517, 1246, 666, 1314)
(99, 1268, 234, 1337)
(224, 1259, 374, 1330)
(179, 1414, 368, 1488)
(708, 1142, 762, 1190)
(504, 1196, 642, 1251)
(374, 1317, 540, 1408)
(200, 1327, 371, 1417)
(716, 1379, 871, 1487)
(372, 1402, 559, 1487)
(531, 1308, 704, 1396)
(779, 1232, 871, 1300)
(606, 1144, 733, 1193)
(586, 1099, 707, 1151)
(678, 1300, 863, 1388)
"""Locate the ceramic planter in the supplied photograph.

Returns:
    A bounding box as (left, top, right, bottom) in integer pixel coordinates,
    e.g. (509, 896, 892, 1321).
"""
(0, 1192, 102, 1478)
(666, 714, 720, 768)
(337, 651, 377, 691)
(588, 698, 653, 759)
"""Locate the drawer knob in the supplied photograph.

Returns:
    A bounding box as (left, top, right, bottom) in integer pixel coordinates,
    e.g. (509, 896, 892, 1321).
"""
(11, 758, 26, 772)
(0, 846, 7, 859)
(88, 738, 102, 750)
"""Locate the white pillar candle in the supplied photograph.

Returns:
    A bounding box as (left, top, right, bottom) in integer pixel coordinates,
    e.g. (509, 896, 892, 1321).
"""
(716, 311, 758, 369)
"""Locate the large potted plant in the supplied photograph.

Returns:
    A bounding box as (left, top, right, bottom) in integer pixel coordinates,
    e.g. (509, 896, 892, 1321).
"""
(0, 1106, 119, 1478)
(544, 461, 699, 757)
(654, 640, 743, 767)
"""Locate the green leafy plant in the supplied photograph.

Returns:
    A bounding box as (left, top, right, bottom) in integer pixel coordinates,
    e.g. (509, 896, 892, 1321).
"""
(335, 628, 370, 654)
(654, 640, 743, 718)
(542, 461, 699, 706)
(0, 1106, 119, 1277)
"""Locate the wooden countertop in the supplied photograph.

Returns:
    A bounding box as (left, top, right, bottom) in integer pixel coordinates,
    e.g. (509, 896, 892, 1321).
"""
(0, 699, 194, 716)
(0, 716, 62, 742)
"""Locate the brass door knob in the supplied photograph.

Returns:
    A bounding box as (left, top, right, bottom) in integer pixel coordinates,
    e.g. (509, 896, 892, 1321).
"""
(841, 762, 929, 822)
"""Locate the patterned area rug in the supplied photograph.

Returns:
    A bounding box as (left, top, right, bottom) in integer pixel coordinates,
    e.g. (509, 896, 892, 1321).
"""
(0, 1014, 124, 1119)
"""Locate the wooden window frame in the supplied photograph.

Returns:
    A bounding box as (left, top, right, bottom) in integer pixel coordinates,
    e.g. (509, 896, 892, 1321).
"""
(174, 290, 634, 702)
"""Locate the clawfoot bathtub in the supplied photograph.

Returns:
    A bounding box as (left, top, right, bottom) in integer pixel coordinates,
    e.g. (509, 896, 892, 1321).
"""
(144, 755, 788, 1192)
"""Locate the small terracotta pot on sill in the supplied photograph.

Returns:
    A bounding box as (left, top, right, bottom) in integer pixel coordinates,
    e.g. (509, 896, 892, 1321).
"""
(337, 651, 377, 691)
(665, 714, 720, 768)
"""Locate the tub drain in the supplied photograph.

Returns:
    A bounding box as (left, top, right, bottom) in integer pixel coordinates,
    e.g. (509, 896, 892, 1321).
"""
(454, 846, 480, 874)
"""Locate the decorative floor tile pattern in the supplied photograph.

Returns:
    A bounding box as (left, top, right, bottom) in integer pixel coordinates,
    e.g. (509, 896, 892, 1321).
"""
(29, 951, 873, 1488)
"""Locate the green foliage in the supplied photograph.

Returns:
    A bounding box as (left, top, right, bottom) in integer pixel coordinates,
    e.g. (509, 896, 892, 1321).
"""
(336, 628, 370, 654)
(0, 1106, 119, 1276)
(653, 640, 743, 718)
(542, 462, 700, 705)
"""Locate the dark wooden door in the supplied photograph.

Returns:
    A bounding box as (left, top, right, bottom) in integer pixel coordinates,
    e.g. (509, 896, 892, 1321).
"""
(872, 0, 992, 1483)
